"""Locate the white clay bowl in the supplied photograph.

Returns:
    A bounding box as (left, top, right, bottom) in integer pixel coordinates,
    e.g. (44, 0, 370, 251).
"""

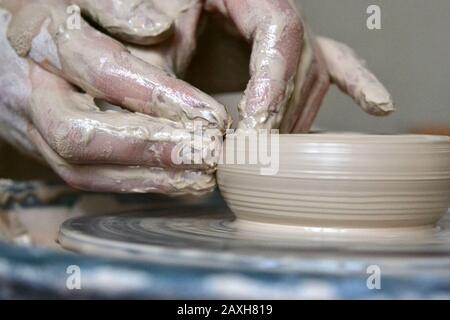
(217, 133, 450, 229)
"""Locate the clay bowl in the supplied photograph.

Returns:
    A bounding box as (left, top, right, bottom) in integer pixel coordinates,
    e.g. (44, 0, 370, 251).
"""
(217, 133, 450, 230)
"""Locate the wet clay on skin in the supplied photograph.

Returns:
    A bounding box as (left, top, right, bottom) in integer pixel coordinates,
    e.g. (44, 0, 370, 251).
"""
(3, 0, 229, 131)
(202, 0, 394, 133)
(205, 0, 302, 131)
(2, 0, 394, 136)
(0, 4, 219, 195)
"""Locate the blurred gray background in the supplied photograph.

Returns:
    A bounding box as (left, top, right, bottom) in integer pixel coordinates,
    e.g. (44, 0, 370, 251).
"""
(299, 0, 450, 133)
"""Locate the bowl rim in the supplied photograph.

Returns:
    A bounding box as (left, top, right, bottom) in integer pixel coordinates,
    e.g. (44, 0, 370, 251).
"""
(225, 133, 450, 144)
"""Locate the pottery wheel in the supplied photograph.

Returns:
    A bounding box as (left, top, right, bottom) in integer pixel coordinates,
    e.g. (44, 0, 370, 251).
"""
(59, 196, 450, 276)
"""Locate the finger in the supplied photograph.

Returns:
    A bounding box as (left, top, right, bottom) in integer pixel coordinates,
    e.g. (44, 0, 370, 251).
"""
(28, 64, 221, 169)
(57, 27, 229, 130)
(317, 36, 395, 116)
(289, 42, 330, 133)
(74, 0, 174, 45)
(6, 1, 229, 130)
(279, 31, 316, 133)
(206, 0, 304, 130)
(290, 73, 330, 133)
(28, 126, 216, 195)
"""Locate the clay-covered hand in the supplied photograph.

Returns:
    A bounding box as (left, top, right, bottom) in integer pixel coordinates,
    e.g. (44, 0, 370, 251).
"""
(67, 0, 394, 133)
(202, 0, 395, 132)
(0, 0, 230, 195)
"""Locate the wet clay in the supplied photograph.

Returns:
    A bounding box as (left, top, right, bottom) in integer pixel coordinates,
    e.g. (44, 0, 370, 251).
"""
(206, 0, 302, 131)
(218, 134, 450, 230)
(203, 1, 394, 132)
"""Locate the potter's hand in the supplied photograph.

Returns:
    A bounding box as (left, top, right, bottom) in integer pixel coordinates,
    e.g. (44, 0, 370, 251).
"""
(67, 0, 394, 133)
(203, 0, 395, 132)
(0, 1, 230, 195)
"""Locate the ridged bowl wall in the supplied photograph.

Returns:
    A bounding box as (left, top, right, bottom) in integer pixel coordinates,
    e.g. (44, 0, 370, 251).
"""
(217, 134, 450, 229)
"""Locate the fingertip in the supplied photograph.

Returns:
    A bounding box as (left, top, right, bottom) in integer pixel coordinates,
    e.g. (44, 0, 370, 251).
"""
(362, 99, 396, 116)
(359, 84, 395, 116)
(380, 102, 396, 114)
